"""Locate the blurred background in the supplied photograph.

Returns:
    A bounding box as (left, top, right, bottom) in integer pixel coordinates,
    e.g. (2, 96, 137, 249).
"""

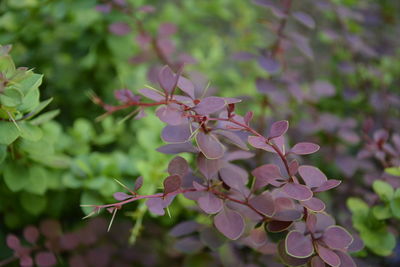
(0, 0, 400, 266)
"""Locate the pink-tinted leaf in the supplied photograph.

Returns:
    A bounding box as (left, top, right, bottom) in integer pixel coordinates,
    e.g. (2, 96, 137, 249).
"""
(301, 197, 326, 212)
(314, 180, 341, 193)
(282, 183, 313, 201)
(158, 23, 177, 37)
(197, 153, 221, 179)
(134, 176, 143, 191)
(267, 221, 292, 232)
(156, 105, 184, 125)
(6, 234, 20, 249)
(292, 11, 315, 29)
(138, 88, 165, 101)
(214, 208, 245, 240)
(299, 165, 327, 188)
(323, 226, 353, 250)
(196, 131, 225, 159)
(278, 240, 311, 266)
(168, 156, 189, 177)
(23, 226, 39, 244)
(311, 256, 326, 267)
(244, 111, 253, 125)
(269, 120, 289, 139)
(35, 251, 57, 267)
(20, 256, 33, 267)
(169, 221, 200, 237)
(163, 175, 181, 195)
(306, 213, 318, 233)
(291, 142, 320, 155)
(177, 76, 195, 99)
(198, 192, 223, 214)
(161, 123, 191, 143)
(113, 192, 131, 201)
(158, 65, 178, 94)
(317, 244, 340, 267)
(289, 159, 299, 175)
(336, 251, 356, 267)
(248, 192, 275, 216)
(285, 231, 314, 258)
(193, 97, 226, 115)
(108, 22, 131, 36)
(248, 136, 275, 153)
(252, 164, 284, 190)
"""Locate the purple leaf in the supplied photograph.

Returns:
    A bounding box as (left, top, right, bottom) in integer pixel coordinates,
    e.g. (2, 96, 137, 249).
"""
(6, 234, 20, 249)
(174, 236, 204, 253)
(214, 208, 245, 240)
(311, 256, 326, 267)
(306, 213, 317, 233)
(113, 192, 131, 201)
(158, 23, 177, 37)
(273, 209, 303, 221)
(197, 154, 221, 179)
(198, 192, 223, 214)
(114, 89, 137, 103)
(146, 195, 175, 216)
(169, 221, 200, 237)
(298, 165, 327, 188)
(244, 111, 253, 125)
(252, 164, 284, 190)
(20, 256, 33, 267)
(336, 251, 356, 267)
(163, 175, 181, 195)
(95, 4, 112, 13)
(138, 88, 165, 101)
(288, 160, 299, 175)
(292, 11, 315, 29)
(219, 166, 247, 193)
(301, 197, 325, 212)
(215, 130, 248, 150)
(158, 65, 178, 94)
(315, 213, 335, 232)
(248, 136, 275, 153)
(323, 226, 353, 250)
(269, 120, 289, 139)
(193, 97, 226, 115)
(196, 131, 225, 159)
(39, 220, 61, 239)
(168, 156, 189, 177)
(177, 76, 195, 99)
(291, 142, 320, 155)
(285, 231, 314, 258)
(290, 32, 314, 60)
(248, 192, 275, 216)
(108, 22, 131, 36)
(35, 252, 57, 267)
(316, 244, 340, 267)
(258, 56, 280, 74)
(156, 105, 184, 125)
(267, 221, 292, 232)
(314, 180, 341, 193)
(134, 176, 143, 191)
(157, 142, 199, 154)
(199, 227, 226, 250)
(282, 183, 313, 201)
(278, 240, 311, 266)
(312, 81, 335, 98)
(23, 226, 39, 244)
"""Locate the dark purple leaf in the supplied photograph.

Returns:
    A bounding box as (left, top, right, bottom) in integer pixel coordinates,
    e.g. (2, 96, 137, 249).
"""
(158, 65, 178, 94)
(156, 105, 184, 125)
(290, 32, 314, 60)
(278, 240, 311, 266)
(138, 88, 165, 101)
(269, 120, 289, 139)
(313, 180, 341, 193)
(266, 221, 292, 232)
(170, 221, 200, 237)
(177, 76, 195, 99)
(248, 192, 275, 216)
(252, 164, 284, 190)
(35, 252, 57, 267)
(168, 156, 189, 177)
(291, 142, 320, 155)
(163, 175, 181, 195)
(317, 244, 340, 267)
(134, 176, 143, 191)
(6, 234, 20, 249)
(258, 56, 280, 74)
(40, 220, 62, 239)
(373, 129, 389, 143)
(301, 197, 325, 212)
(323, 226, 353, 249)
(113, 192, 131, 201)
(196, 131, 225, 159)
(23, 226, 39, 244)
(193, 97, 226, 115)
(282, 183, 313, 201)
(311, 256, 325, 267)
(157, 142, 199, 154)
(108, 22, 131, 36)
(214, 208, 245, 240)
(347, 234, 364, 253)
(292, 11, 315, 29)
(285, 231, 314, 258)
(199, 227, 226, 250)
(198, 192, 223, 214)
(174, 236, 204, 253)
(299, 165, 327, 188)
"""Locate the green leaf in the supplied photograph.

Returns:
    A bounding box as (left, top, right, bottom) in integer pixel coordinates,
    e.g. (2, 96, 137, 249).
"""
(0, 87, 23, 107)
(19, 122, 43, 141)
(30, 109, 59, 125)
(385, 166, 400, 177)
(18, 86, 40, 113)
(18, 73, 43, 95)
(80, 191, 103, 215)
(25, 98, 53, 119)
(390, 198, 400, 219)
(0, 145, 6, 164)
(3, 163, 29, 192)
(20, 193, 47, 215)
(372, 205, 392, 220)
(25, 166, 48, 195)
(361, 228, 396, 256)
(347, 197, 369, 215)
(0, 54, 15, 74)
(372, 180, 394, 201)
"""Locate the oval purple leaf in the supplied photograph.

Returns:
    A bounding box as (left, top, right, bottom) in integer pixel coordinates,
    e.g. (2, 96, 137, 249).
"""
(108, 22, 131, 36)
(177, 76, 195, 99)
(214, 208, 245, 240)
(35, 251, 57, 267)
(298, 165, 327, 188)
(336, 251, 356, 267)
(196, 131, 225, 159)
(248, 192, 275, 217)
(6, 234, 20, 249)
(291, 142, 320, 155)
(23, 226, 39, 244)
(156, 105, 184, 125)
(193, 97, 226, 115)
(158, 65, 178, 94)
(113, 192, 131, 201)
(267, 221, 293, 232)
(314, 180, 341, 193)
(269, 120, 289, 139)
(198, 192, 223, 214)
(285, 231, 314, 258)
(316, 244, 340, 267)
(163, 175, 182, 195)
(322, 226, 353, 250)
(282, 183, 313, 201)
(161, 124, 191, 143)
(292, 11, 315, 29)
(278, 240, 311, 266)
(138, 88, 165, 101)
(168, 156, 189, 177)
(134, 176, 143, 191)
(311, 256, 325, 267)
(248, 136, 275, 153)
(252, 164, 284, 190)
(301, 197, 326, 212)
